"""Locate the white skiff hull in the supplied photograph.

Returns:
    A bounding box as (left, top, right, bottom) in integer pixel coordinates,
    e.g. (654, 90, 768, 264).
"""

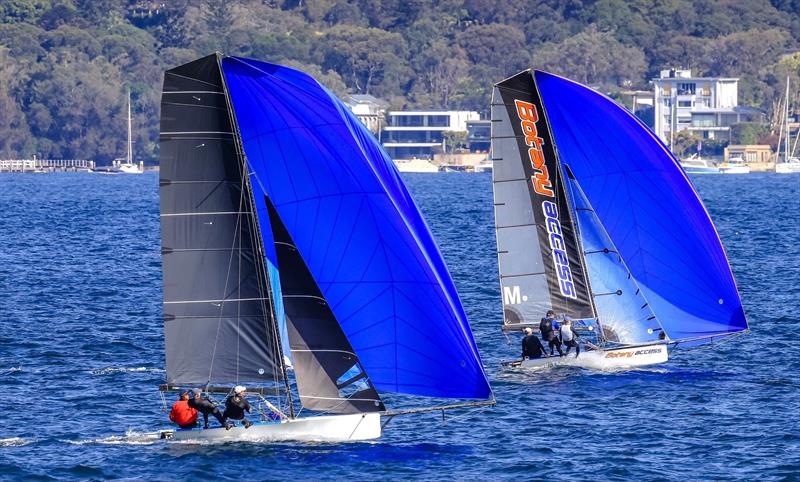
(512, 344, 668, 370)
(160, 412, 381, 443)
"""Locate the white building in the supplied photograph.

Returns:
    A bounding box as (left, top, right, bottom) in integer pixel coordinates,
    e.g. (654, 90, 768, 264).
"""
(381, 110, 479, 161)
(653, 69, 761, 147)
(345, 94, 388, 134)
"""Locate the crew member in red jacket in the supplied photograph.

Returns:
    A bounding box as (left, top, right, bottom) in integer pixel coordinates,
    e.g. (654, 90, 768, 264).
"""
(169, 390, 198, 429)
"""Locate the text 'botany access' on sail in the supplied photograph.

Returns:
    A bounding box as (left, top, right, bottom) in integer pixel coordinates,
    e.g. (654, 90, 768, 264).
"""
(491, 69, 747, 346)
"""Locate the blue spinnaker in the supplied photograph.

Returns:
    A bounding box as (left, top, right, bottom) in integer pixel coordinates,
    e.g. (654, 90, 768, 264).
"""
(221, 56, 491, 400)
(536, 71, 747, 341)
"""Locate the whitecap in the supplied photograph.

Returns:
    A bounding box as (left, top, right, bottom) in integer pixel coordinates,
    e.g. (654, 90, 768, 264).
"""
(0, 437, 34, 447)
(63, 429, 161, 446)
(90, 367, 164, 376)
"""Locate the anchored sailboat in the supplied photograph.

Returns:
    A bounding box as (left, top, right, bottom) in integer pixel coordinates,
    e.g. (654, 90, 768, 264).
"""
(158, 54, 492, 442)
(118, 89, 144, 174)
(491, 70, 748, 369)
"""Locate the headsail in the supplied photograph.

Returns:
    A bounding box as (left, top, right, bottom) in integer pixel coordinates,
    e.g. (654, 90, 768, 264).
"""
(535, 70, 748, 342)
(565, 166, 663, 345)
(159, 54, 284, 385)
(220, 56, 491, 400)
(265, 197, 384, 414)
(491, 70, 595, 330)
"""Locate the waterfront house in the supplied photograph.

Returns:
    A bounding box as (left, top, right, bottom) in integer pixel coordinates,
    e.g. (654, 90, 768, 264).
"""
(653, 69, 761, 147)
(380, 110, 479, 161)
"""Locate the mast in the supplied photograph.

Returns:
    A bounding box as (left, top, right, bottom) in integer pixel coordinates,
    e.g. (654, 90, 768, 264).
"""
(216, 53, 296, 418)
(127, 88, 133, 164)
(786, 76, 790, 164)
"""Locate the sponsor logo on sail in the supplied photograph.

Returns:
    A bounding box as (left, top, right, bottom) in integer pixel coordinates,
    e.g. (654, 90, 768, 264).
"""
(542, 200, 576, 298)
(605, 348, 663, 358)
(513, 99, 554, 197)
(503, 285, 528, 305)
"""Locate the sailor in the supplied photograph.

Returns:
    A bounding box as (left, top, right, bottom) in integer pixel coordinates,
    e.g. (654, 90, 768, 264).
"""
(224, 385, 253, 428)
(189, 388, 230, 429)
(560, 317, 581, 358)
(521, 327, 548, 359)
(169, 390, 199, 429)
(539, 310, 564, 356)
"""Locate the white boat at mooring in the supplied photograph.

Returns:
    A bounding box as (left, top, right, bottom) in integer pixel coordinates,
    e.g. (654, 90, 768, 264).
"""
(156, 53, 493, 443)
(679, 154, 720, 174)
(490, 70, 748, 370)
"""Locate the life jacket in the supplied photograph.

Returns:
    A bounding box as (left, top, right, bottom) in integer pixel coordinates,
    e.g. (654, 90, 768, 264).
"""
(169, 400, 198, 426)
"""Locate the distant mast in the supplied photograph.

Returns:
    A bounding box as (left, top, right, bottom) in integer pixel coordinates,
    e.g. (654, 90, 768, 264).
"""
(127, 88, 133, 165)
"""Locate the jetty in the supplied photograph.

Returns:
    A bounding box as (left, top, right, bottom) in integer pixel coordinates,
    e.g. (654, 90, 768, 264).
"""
(0, 159, 95, 173)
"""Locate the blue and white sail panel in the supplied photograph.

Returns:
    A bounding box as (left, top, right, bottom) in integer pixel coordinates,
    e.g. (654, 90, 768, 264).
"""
(491, 71, 595, 330)
(535, 70, 747, 341)
(566, 169, 663, 345)
(220, 56, 491, 400)
(250, 185, 292, 364)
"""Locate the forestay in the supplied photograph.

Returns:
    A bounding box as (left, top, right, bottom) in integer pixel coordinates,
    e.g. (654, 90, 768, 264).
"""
(220, 56, 492, 400)
(535, 70, 748, 342)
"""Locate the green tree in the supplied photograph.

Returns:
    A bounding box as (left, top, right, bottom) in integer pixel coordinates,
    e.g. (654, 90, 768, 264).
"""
(532, 26, 647, 88)
(322, 25, 409, 97)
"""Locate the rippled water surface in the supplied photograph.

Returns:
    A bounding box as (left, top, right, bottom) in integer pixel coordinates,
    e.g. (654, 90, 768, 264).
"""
(0, 172, 798, 480)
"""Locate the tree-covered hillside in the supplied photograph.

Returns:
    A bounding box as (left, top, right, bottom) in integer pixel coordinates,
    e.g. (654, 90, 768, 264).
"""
(1, 0, 799, 162)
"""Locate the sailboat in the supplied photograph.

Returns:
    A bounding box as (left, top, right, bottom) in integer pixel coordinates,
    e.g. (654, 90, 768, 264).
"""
(157, 54, 493, 442)
(491, 70, 748, 370)
(117, 89, 144, 174)
(775, 76, 800, 174)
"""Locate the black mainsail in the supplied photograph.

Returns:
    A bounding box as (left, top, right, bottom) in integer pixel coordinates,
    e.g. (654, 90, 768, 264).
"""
(491, 70, 595, 330)
(159, 54, 284, 385)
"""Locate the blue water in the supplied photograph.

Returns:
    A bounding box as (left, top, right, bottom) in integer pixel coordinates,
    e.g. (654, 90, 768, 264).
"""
(0, 172, 798, 480)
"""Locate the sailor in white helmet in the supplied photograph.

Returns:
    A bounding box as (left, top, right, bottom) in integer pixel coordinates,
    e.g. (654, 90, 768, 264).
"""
(223, 385, 253, 428)
(560, 317, 581, 358)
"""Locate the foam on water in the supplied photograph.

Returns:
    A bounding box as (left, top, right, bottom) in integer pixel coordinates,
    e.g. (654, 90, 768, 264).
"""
(63, 429, 161, 446)
(0, 437, 34, 447)
(90, 367, 165, 376)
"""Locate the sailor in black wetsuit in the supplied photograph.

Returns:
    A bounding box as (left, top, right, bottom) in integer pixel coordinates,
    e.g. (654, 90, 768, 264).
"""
(521, 327, 548, 360)
(539, 310, 564, 357)
(189, 388, 229, 429)
(223, 385, 253, 428)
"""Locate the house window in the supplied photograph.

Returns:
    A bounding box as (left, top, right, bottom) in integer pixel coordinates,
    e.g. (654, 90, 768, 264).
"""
(677, 83, 696, 95)
(392, 115, 424, 127)
(692, 113, 715, 127)
(427, 115, 450, 127)
(678, 100, 692, 108)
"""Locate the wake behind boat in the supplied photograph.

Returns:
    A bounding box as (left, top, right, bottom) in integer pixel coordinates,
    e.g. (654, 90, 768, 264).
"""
(157, 54, 493, 443)
(490, 70, 748, 370)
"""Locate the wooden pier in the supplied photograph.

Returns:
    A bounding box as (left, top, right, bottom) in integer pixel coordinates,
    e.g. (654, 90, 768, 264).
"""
(0, 159, 95, 173)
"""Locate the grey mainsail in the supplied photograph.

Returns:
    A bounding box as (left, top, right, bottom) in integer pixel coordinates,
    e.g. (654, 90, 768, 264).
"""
(264, 198, 384, 414)
(159, 54, 284, 385)
(491, 70, 595, 330)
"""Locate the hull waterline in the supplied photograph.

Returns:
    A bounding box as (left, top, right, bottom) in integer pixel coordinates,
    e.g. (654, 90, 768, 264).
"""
(508, 344, 668, 370)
